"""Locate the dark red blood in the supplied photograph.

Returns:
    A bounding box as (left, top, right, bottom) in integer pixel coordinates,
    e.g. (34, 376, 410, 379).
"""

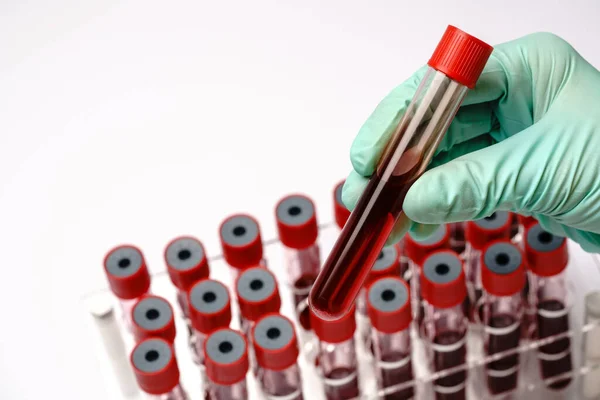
(536, 299, 572, 390)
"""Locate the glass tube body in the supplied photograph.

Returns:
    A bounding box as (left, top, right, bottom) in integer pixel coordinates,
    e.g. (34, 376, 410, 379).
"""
(205, 380, 248, 400)
(284, 244, 321, 331)
(408, 259, 424, 333)
(191, 329, 208, 366)
(317, 338, 360, 400)
(258, 364, 303, 400)
(372, 328, 414, 399)
(448, 222, 466, 258)
(310, 68, 470, 320)
(146, 384, 188, 400)
(176, 289, 190, 320)
(464, 245, 482, 323)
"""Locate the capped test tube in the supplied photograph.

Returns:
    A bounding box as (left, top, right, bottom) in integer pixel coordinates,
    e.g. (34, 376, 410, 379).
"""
(421, 250, 468, 400)
(333, 181, 351, 231)
(275, 194, 321, 332)
(188, 279, 232, 366)
(131, 295, 177, 344)
(130, 338, 188, 400)
(220, 214, 266, 279)
(480, 241, 526, 396)
(310, 306, 360, 400)
(367, 277, 414, 399)
(164, 236, 210, 320)
(524, 223, 573, 390)
(204, 328, 250, 400)
(252, 314, 303, 400)
(104, 245, 151, 331)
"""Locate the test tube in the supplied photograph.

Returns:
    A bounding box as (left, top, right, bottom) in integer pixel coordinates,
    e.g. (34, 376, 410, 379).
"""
(310, 306, 360, 399)
(480, 241, 526, 396)
(131, 295, 177, 344)
(464, 212, 512, 322)
(582, 291, 600, 399)
(333, 181, 351, 231)
(309, 26, 493, 321)
(236, 266, 282, 338)
(448, 222, 467, 257)
(130, 338, 188, 400)
(188, 279, 232, 366)
(524, 223, 573, 390)
(204, 328, 250, 400)
(421, 250, 468, 400)
(219, 214, 265, 279)
(252, 314, 303, 400)
(275, 194, 321, 332)
(164, 236, 210, 321)
(367, 276, 414, 399)
(104, 245, 151, 331)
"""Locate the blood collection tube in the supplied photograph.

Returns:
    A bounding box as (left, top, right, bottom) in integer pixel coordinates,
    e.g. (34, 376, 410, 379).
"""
(310, 306, 360, 399)
(219, 214, 265, 278)
(309, 26, 493, 321)
(236, 266, 282, 338)
(104, 245, 151, 331)
(480, 241, 526, 396)
(464, 211, 512, 322)
(333, 180, 351, 231)
(130, 338, 188, 400)
(188, 279, 232, 366)
(164, 236, 210, 320)
(275, 194, 321, 332)
(131, 295, 177, 344)
(367, 277, 414, 399)
(252, 314, 303, 400)
(421, 250, 468, 400)
(448, 222, 467, 256)
(204, 328, 250, 400)
(524, 223, 573, 390)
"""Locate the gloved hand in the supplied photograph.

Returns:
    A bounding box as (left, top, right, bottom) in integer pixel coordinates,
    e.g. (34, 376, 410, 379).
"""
(342, 32, 600, 252)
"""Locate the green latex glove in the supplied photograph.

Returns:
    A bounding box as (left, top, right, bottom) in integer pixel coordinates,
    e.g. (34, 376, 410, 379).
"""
(342, 32, 600, 252)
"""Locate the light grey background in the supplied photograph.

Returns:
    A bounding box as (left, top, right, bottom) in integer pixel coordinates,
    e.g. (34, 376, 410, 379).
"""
(1, 0, 599, 398)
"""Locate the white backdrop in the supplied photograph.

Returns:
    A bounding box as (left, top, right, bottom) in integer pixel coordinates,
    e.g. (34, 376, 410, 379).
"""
(1, 0, 599, 398)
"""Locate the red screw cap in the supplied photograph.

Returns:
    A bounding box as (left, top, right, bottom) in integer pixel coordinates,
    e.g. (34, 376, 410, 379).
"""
(524, 223, 569, 277)
(404, 225, 450, 267)
(333, 181, 351, 229)
(465, 211, 512, 250)
(188, 279, 232, 335)
(104, 245, 151, 300)
(219, 214, 264, 270)
(421, 250, 466, 309)
(236, 267, 281, 322)
(366, 245, 401, 287)
(252, 313, 299, 371)
(131, 295, 177, 343)
(204, 328, 249, 386)
(131, 338, 180, 395)
(367, 277, 412, 334)
(428, 25, 493, 89)
(164, 236, 210, 291)
(275, 194, 319, 250)
(481, 241, 526, 297)
(310, 305, 356, 344)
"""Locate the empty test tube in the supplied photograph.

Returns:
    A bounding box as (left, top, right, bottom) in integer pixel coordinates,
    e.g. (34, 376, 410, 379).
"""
(131, 295, 177, 344)
(220, 214, 266, 279)
(421, 250, 468, 400)
(333, 181, 351, 231)
(104, 245, 151, 331)
(367, 277, 414, 399)
(130, 338, 188, 400)
(204, 328, 250, 400)
(252, 314, 303, 400)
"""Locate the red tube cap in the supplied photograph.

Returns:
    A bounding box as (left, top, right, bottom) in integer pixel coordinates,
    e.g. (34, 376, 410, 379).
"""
(188, 279, 232, 334)
(205, 328, 249, 385)
(524, 223, 569, 277)
(367, 277, 412, 333)
(252, 313, 299, 371)
(219, 214, 264, 269)
(481, 241, 526, 297)
(421, 250, 466, 308)
(104, 245, 151, 300)
(275, 194, 319, 250)
(310, 305, 356, 344)
(164, 236, 210, 291)
(404, 225, 450, 266)
(236, 267, 281, 322)
(131, 295, 176, 343)
(333, 181, 351, 229)
(428, 25, 493, 89)
(131, 338, 180, 395)
(465, 211, 512, 250)
(366, 245, 401, 287)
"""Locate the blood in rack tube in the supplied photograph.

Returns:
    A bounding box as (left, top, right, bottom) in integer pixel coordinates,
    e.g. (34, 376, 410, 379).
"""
(131, 338, 189, 400)
(367, 277, 414, 400)
(310, 306, 360, 399)
(204, 328, 250, 400)
(131, 295, 177, 344)
(188, 279, 232, 367)
(252, 314, 303, 400)
(480, 241, 526, 396)
(275, 194, 321, 333)
(164, 236, 210, 321)
(219, 214, 266, 279)
(448, 222, 467, 256)
(421, 250, 468, 400)
(104, 245, 151, 332)
(524, 223, 573, 390)
(309, 26, 493, 321)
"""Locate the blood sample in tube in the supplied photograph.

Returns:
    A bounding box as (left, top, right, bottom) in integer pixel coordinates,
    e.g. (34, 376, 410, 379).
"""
(219, 214, 265, 278)
(204, 328, 250, 400)
(236, 266, 282, 338)
(131, 295, 177, 344)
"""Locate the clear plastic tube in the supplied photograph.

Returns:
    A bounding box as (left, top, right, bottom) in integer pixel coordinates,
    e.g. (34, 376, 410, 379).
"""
(318, 339, 360, 400)
(205, 381, 248, 400)
(283, 244, 320, 332)
(448, 222, 466, 257)
(258, 364, 303, 400)
(147, 384, 188, 400)
(582, 291, 600, 399)
(309, 26, 493, 321)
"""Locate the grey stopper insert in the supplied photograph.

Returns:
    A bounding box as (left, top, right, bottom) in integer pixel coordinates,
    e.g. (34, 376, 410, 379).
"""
(408, 225, 446, 245)
(165, 237, 204, 271)
(132, 338, 172, 373)
(422, 252, 462, 285)
(253, 315, 294, 350)
(133, 297, 172, 331)
(373, 245, 398, 271)
(276, 195, 314, 227)
(368, 277, 409, 312)
(220, 215, 259, 247)
(526, 224, 565, 253)
(237, 268, 276, 302)
(335, 182, 344, 205)
(189, 280, 229, 314)
(483, 242, 522, 275)
(473, 211, 510, 230)
(105, 246, 143, 278)
(205, 330, 246, 364)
